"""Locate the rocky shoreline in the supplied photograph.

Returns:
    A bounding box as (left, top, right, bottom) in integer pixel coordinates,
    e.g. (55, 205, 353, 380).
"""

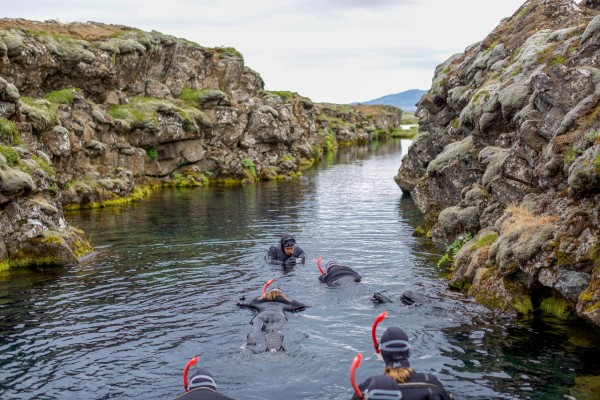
(396, 0, 600, 329)
(0, 19, 402, 270)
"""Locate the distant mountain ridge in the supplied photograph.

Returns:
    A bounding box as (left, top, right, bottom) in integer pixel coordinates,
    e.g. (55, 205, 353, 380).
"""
(355, 89, 426, 112)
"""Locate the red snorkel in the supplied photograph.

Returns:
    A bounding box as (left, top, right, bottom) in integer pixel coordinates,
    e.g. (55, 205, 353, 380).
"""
(262, 278, 274, 296)
(183, 355, 199, 392)
(350, 353, 364, 399)
(372, 310, 388, 357)
(317, 256, 325, 275)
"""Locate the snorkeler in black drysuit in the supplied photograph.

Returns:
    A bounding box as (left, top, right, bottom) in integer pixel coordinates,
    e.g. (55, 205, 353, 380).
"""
(317, 259, 362, 286)
(372, 289, 442, 306)
(349, 313, 453, 400)
(237, 279, 307, 353)
(266, 233, 306, 266)
(176, 357, 235, 400)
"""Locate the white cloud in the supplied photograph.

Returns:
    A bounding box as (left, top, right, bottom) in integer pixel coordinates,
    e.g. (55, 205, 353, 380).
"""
(2, 0, 526, 103)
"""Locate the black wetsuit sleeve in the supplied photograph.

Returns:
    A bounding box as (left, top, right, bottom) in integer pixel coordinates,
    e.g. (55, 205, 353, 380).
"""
(294, 246, 306, 261)
(236, 299, 259, 311)
(266, 246, 279, 262)
(318, 275, 325, 283)
(289, 300, 308, 312)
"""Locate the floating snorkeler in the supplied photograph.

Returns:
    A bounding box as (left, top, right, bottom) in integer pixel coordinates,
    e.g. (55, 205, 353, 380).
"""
(371, 289, 443, 306)
(237, 278, 308, 353)
(265, 233, 306, 267)
(174, 356, 236, 400)
(349, 311, 453, 400)
(316, 257, 362, 286)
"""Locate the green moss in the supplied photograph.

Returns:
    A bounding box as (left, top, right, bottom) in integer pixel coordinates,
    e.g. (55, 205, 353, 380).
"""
(517, 0, 540, 19)
(537, 46, 556, 64)
(106, 97, 162, 131)
(505, 65, 522, 80)
(44, 88, 81, 105)
(584, 301, 600, 314)
(470, 233, 498, 251)
(482, 41, 499, 56)
(512, 294, 534, 315)
(325, 132, 338, 152)
(569, 375, 600, 400)
(0, 258, 9, 271)
(19, 97, 59, 132)
(146, 148, 157, 160)
(593, 155, 600, 173)
(170, 172, 210, 187)
(311, 144, 323, 160)
(414, 226, 426, 237)
(550, 55, 567, 66)
(68, 227, 93, 258)
(505, 278, 534, 315)
(178, 87, 229, 109)
(471, 89, 490, 104)
(32, 154, 56, 176)
(9, 256, 64, 268)
(540, 296, 575, 320)
(242, 158, 256, 178)
(391, 127, 417, 139)
(268, 91, 294, 101)
(212, 46, 243, 59)
(319, 114, 353, 129)
(131, 185, 153, 201)
(564, 145, 583, 166)
(0, 144, 20, 165)
(63, 184, 154, 211)
(0, 117, 21, 144)
(110, 96, 210, 133)
(38, 34, 96, 63)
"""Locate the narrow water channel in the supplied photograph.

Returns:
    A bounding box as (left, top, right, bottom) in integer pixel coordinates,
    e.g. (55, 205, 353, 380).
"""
(1, 139, 599, 399)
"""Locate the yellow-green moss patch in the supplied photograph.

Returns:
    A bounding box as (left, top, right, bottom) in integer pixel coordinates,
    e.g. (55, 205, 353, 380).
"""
(19, 97, 58, 132)
(44, 88, 81, 105)
(540, 296, 575, 320)
(0, 117, 21, 144)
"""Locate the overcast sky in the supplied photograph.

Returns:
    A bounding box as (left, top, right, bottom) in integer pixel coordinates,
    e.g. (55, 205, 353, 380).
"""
(3, 0, 527, 103)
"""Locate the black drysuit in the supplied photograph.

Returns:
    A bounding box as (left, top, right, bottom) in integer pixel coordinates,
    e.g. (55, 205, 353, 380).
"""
(319, 263, 362, 285)
(237, 295, 307, 352)
(351, 373, 452, 400)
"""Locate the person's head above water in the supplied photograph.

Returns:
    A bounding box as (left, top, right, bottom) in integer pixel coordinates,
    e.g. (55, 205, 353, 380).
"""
(380, 327, 411, 369)
(325, 260, 340, 273)
(260, 288, 289, 301)
(187, 367, 217, 392)
(280, 233, 296, 256)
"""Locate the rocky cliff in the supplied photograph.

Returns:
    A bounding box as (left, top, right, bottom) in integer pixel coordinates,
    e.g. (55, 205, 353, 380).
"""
(0, 19, 402, 270)
(395, 0, 600, 328)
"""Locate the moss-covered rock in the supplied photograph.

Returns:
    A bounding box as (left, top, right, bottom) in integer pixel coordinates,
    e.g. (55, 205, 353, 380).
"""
(19, 97, 58, 133)
(469, 266, 534, 315)
(7, 227, 92, 268)
(178, 87, 230, 108)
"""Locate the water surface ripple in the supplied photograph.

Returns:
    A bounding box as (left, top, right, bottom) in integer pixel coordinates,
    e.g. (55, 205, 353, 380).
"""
(1, 140, 599, 399)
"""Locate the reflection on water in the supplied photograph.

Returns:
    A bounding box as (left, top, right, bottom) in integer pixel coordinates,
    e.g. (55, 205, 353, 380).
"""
(0, 139, 599, 400)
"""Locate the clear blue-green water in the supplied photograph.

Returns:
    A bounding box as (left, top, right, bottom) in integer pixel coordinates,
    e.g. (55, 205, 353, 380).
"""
(1, 139, 599, 400)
